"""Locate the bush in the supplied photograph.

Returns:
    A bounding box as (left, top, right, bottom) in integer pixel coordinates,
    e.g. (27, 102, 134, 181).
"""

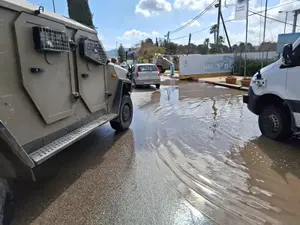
(233, 58, 274, 76)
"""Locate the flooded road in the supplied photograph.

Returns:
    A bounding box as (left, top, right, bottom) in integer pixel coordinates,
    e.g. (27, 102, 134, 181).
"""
(13, 81, 300, 225)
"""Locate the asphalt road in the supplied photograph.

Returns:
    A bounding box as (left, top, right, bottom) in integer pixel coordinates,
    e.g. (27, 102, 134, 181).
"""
(13, 80, 300, 225)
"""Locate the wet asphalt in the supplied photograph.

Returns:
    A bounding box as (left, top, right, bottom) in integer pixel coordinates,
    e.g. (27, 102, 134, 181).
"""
(13, 80, 300, 225)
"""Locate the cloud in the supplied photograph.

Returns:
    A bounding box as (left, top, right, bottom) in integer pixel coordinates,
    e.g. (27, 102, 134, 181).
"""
(174, 0, 214, 10)
(181, 19, 200, 28)
(117, 29, 159, 40)
(135, 0, 172, 17)
(152, 31, 160, 36)
(224, 0, 300, 45)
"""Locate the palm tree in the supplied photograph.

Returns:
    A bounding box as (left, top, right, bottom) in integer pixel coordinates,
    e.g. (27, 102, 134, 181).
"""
(67, 0, 94, 28)
(218, 36, 224, 45)
(203, 38, 210, 54)
(210, 24, 218, 44)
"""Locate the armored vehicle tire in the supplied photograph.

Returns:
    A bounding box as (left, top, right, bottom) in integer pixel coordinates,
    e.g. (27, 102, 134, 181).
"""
(258, 105, 292, 141)
(110, 95, 133, 132)
(0, 179, 14, 225)
(156, 84, 160, 89)
(132, 80, 138, 89)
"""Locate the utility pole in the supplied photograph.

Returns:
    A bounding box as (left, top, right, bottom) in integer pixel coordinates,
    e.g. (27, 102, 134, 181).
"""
(220, 12, 231, 50)
(167, 31, 170, 55)
(261, 0, 268, 68)
(187, 33, 192, 55)
(52, 0, 56, 13)
(244, 0, 249, 77)
(116, 41, 118, 59)
(216, 0, 222, 46)
(292, 9, 300, 33)
(283, 12, 288, 33)
(280, 10, 294, 33)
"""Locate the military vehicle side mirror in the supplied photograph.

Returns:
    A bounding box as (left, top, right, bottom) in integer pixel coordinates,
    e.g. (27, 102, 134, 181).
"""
(282, 43, 293, 65)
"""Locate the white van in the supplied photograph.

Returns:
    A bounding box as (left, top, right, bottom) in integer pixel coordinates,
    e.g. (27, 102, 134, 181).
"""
(243, 39, 300, 140)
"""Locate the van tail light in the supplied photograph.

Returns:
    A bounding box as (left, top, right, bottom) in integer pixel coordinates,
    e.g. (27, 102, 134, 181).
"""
(136, 70, 139, 77)
(156, 66, 160, 76)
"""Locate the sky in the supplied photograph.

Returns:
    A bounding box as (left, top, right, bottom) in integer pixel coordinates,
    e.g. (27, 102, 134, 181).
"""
(27, 0, 300, 50)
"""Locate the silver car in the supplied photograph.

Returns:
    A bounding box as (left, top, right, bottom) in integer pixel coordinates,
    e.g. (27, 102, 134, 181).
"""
(132, 63, 161, 89)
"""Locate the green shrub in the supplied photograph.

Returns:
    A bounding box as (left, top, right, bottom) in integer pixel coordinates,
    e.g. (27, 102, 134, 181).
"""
(233, 58, 274, 76)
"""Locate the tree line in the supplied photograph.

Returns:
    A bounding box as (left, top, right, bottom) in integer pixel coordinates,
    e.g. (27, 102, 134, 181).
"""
(117, 36, 277, 63)
(64, 2, 277, 64)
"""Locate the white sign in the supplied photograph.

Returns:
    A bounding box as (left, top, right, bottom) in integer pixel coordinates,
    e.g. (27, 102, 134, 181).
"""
(179, 52, 278, 77)
(235, 0, 248, 20)
(179, 54, 234, 76)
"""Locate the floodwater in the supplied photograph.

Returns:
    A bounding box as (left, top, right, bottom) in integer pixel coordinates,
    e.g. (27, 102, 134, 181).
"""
(13, 81, 300, 225)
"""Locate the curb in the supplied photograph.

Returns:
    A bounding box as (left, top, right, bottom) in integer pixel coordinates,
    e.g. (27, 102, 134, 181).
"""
(204, 81, 249, 91)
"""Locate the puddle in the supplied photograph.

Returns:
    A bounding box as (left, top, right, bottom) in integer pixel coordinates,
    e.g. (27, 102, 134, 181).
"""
(134, 83, 300, 225)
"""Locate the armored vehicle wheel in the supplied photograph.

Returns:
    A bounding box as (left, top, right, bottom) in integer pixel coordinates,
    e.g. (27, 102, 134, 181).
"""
(110, 95, 133, 132)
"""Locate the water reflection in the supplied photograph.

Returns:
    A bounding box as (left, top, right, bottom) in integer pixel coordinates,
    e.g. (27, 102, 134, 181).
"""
(136, 84, 300, 225)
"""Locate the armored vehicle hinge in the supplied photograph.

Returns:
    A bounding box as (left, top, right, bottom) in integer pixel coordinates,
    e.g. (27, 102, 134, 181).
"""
(69, 40, 78, 51)
(72, 92, 81, 102)
(34, 6, 44, 15)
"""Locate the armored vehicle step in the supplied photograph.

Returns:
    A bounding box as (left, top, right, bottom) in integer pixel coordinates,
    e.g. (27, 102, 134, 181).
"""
(29, 114, 118, 165)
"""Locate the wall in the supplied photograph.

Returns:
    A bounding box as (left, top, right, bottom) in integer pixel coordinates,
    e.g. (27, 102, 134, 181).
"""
(179, 52, 278, 77)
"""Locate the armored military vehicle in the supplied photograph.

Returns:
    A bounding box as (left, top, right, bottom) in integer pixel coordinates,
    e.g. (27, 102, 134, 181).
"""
(0, 1, 133, 223)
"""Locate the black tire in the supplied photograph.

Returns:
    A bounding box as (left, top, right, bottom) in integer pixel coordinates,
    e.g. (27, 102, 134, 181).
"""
(258, 105, 292, 141)
(110, 95, 133, 132)
(0, 179, 14, 225)
(161, 69, 166, 73)
(156, 84, 160, 89)
(132, 80, 136, 88)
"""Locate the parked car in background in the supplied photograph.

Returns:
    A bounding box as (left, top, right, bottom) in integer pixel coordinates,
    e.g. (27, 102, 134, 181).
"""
(132, 64, 161, 89)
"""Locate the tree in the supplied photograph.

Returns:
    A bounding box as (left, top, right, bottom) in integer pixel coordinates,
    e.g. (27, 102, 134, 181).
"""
(67, 0, 94, 28)
(197, 44, 208, 54)
(118, 44, 126, 63)
(203, 38, 210, 54)
(258, 42, 276, 51)
(246, 43, 255, 52)
(210, 24, 218, 44)
(137, 38, 167, 62)
(156, 46, 166, 54)
(239, 42, 246, 52)
(155, 37, 159, 47)
(217, 36, 225, 45)
(145, 38, 154, 45)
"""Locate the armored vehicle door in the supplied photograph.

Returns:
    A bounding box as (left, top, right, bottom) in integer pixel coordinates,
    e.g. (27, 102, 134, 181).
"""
(14, 13, 74, 124)
(74, 30, 107, 113)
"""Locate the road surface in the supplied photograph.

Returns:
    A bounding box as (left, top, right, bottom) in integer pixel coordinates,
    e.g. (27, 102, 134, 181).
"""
(13, 81, 300, 225)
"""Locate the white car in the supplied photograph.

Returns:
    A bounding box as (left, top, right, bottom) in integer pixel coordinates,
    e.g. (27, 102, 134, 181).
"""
(132, 63, 161, 89)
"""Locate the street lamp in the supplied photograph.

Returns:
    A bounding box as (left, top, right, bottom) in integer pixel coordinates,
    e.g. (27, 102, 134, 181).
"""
(279, 10, 292, 33)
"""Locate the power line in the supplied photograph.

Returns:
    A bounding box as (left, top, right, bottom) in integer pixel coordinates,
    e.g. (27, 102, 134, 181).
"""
(168, 0, 218, 35)
(170, 1, 300, 41)
(226, 0, 296, 11)
(249, 9, 300, 27)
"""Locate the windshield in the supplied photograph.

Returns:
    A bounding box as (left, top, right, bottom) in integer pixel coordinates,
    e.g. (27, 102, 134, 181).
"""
(138, 65, 157, 72)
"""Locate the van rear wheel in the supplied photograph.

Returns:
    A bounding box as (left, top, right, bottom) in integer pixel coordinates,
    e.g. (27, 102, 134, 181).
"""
(110, 95, 133, 132)
(258, 105, 292, 140)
